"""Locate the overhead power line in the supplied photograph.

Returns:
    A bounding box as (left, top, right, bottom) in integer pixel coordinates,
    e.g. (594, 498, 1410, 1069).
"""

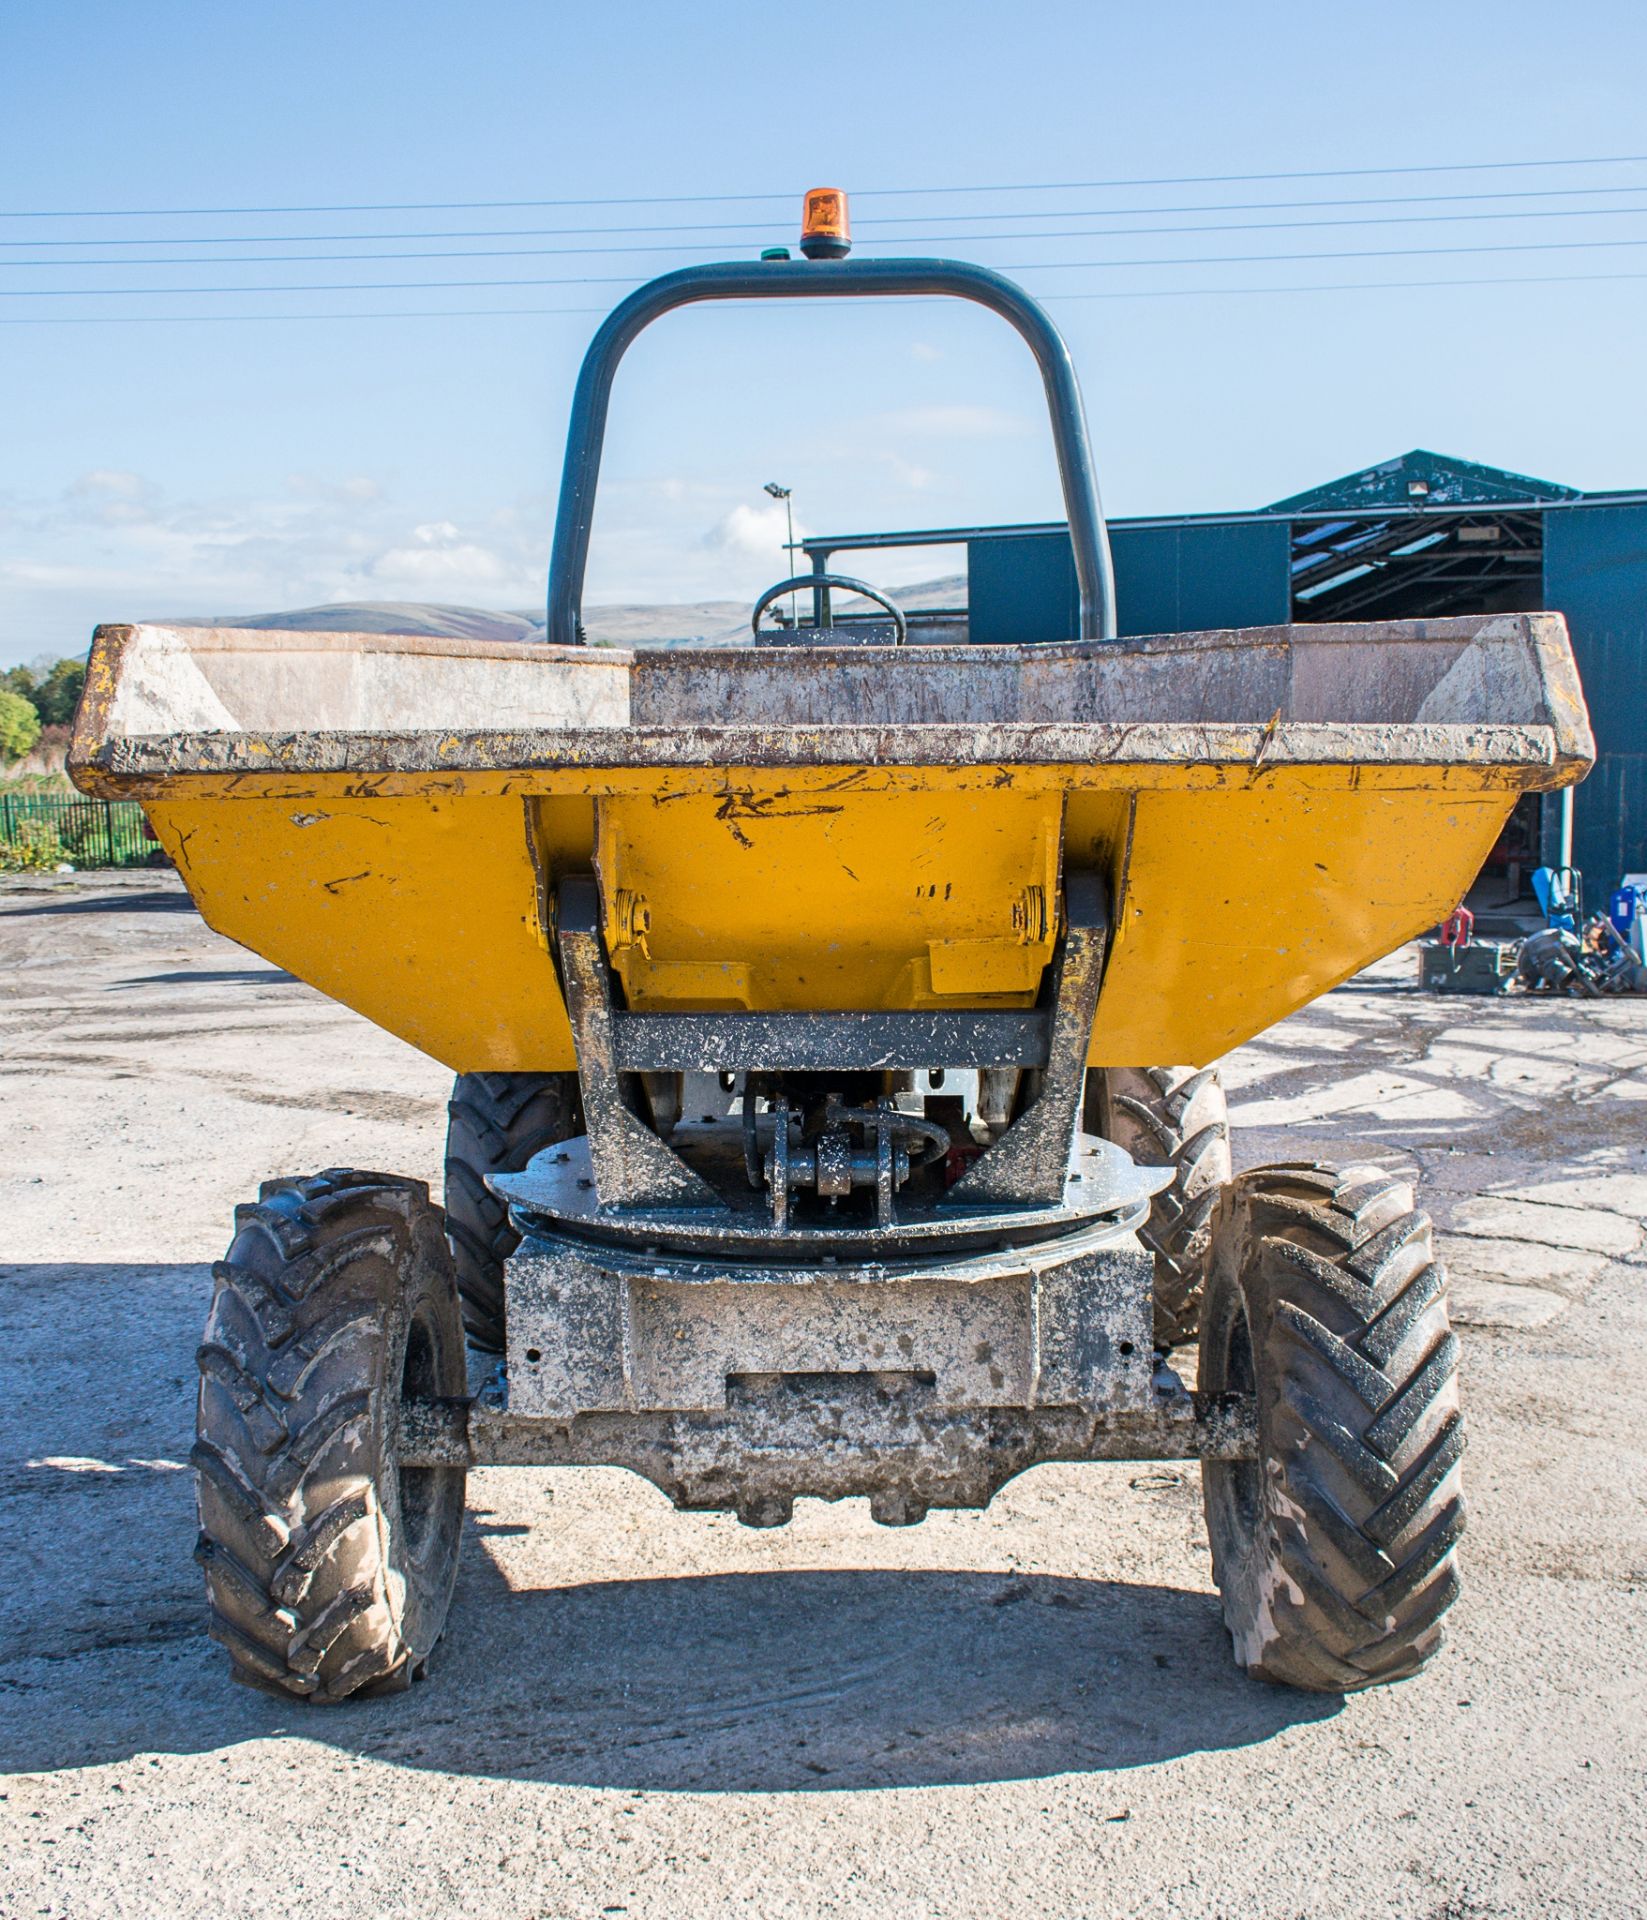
(7, 233, 1647, 298)
(4, 266, 1644, 326)
(3, 152, 1646, 220)
(6, 181, 1647, 249)
(1049, 267, 1647, 302)
(9, 201, 1647, 272)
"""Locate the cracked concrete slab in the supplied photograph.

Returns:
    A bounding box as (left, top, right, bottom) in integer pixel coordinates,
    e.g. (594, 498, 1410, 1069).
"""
(1441, 1194, 1642, 1258)
(1440, 1237, 1609, 1300)
(1230, 953, 1646, 1331)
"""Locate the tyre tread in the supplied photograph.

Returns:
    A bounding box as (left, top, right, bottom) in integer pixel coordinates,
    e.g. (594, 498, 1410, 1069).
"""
(1204, 1163, 1465, 1692)
(194, 1170, 452, 1701)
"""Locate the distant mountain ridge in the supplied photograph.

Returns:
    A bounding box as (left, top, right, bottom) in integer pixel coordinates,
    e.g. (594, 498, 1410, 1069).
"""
(170, 575, 966, 648)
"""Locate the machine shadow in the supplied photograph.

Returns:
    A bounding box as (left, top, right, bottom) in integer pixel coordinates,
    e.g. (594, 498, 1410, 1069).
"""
(110, 967, 299, 987)
(0, 1553, 1340, 1791)
(0, 890, 197, 918)
(361, 1556, 1343, 1791)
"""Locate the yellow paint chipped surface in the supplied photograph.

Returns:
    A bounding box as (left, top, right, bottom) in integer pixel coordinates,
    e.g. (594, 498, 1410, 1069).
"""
(144, 763, 1519, 1072)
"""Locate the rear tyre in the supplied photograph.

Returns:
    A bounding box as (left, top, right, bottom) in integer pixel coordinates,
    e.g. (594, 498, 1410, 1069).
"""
(193, 1170, 466, 1702)
(1200, 1163, 1464, 1692)
(1086, 1065, 1231, 1346)
(444, 1072, 583, 1351)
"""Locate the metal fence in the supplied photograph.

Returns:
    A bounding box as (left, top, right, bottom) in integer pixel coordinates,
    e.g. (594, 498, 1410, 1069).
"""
(0, 791, 158, 869)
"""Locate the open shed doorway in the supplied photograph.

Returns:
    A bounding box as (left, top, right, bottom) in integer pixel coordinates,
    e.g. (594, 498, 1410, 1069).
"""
(1288, 506, 1549, 928)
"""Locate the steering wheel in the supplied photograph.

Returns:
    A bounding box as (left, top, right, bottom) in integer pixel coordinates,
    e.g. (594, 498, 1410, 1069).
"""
(750, 572, 908, 644)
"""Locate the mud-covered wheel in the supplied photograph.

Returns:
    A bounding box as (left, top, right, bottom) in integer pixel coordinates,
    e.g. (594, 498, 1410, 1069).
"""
(1086, 1065, 1231, 1346)
(1200, 1163, 1464, 1692)
(193, 1170, 467, 1702)
(445, 1072, 583, 1351)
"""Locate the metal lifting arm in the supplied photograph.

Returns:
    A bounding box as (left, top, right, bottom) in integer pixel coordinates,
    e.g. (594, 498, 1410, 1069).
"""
(545, 256, 1117, 647)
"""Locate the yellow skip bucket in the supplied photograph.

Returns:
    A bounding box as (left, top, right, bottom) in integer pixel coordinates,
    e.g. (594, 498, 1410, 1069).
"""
(70, 610, 1591, 1071)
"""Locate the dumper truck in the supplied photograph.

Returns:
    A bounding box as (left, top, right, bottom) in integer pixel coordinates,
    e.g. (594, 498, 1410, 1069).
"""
(70, 194, 1594, 1703)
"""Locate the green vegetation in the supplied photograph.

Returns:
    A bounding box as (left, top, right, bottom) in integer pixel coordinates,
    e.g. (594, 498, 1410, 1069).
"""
(1, 651, 89, 778)
(0, 650, 156, 867)
(2, 655, 87, 731)
(0, 817, 65, 873)
(0, 792, 156, 871)
(0, 689, 41, 763)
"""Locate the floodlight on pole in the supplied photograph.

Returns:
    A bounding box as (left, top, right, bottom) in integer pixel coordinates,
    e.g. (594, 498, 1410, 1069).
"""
(763, 482, 796, 626)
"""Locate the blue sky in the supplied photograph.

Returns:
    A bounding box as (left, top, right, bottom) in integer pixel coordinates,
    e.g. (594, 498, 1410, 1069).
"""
(2, 0, 1645, 662)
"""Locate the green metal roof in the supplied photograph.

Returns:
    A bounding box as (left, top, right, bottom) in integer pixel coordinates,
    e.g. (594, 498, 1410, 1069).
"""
(1266, 448, 1584, 514)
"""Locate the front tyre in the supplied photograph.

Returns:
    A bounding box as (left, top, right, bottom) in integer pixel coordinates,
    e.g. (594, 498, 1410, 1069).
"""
(193, 1170, 467, 1701)
(1200, 1163, 1464, 1692)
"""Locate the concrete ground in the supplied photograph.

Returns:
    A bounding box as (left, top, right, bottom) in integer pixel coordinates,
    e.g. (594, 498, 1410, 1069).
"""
(2, 872, 1644, 1920)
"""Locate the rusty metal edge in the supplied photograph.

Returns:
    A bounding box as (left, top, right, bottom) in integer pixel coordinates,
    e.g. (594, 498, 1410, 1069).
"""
(71, 721, 1568, 787)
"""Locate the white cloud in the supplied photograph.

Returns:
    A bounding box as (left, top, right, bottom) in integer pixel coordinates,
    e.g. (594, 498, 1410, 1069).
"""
(0, 470, 550, 660)
(911, 342, 943, 363)
(0, 407, 1056, 664)
(702, 499, 800, 560)
(71, 469, 148, 500)
(64, 468, 159, 527)
(372, 521, 519, 588)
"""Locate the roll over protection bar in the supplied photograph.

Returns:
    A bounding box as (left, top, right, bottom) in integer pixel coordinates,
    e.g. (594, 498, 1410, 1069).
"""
(545, 257, 1117, 648)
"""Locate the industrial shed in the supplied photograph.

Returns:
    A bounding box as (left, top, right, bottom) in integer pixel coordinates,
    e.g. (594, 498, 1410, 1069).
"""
(802, 450, 1647, 910)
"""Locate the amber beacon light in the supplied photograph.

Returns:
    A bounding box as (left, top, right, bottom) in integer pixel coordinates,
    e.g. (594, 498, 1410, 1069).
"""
(800, 187, 851, 259)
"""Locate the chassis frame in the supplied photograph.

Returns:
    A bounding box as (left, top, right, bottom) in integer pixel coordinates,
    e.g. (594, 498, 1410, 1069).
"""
(394, 867, 1261, 1522)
